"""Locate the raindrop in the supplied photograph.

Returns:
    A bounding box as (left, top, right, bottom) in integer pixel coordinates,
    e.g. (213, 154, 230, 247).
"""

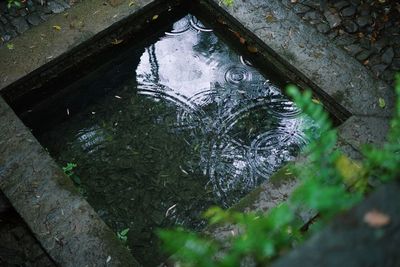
(224, 66, 252, 85)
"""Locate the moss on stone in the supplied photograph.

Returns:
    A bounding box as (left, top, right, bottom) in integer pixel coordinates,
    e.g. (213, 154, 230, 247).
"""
(268, 164, 297, 186)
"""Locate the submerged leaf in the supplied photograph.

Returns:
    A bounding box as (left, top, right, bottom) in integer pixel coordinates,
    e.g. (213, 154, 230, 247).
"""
(111, 39, 124, 45)
(247, 45, 258, 53)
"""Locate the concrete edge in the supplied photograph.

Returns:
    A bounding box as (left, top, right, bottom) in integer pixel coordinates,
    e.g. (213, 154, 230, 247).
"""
(0, 97, 140, 266)
(0, 0, 168, 91)
(271, 180, 400, 267)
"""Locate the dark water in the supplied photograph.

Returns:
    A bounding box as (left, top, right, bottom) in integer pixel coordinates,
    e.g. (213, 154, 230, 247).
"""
(38, 15, 316, 266)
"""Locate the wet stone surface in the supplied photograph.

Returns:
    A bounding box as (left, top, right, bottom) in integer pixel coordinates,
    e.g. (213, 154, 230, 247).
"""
(0, 0, 76, 46)
(282, 0, 400, 85)
(35, 15, 316, 266)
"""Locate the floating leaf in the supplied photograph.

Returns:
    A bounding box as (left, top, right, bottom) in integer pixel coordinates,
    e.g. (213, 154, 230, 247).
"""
(128, 0, 135, 6)
(52, 25, 62, 31)
(6, 43, 14, 50)
(378, 98, 386, 108)
(247, 45, 258, 53)
(364, 210, 390, 228)
(152, 14, 159, 20)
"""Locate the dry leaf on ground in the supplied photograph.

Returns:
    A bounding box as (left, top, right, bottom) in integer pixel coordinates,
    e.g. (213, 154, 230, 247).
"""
(363, 209, 390, 228)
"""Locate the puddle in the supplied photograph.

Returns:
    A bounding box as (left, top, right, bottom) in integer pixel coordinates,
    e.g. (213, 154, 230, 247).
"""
(37, 14, 316, 266)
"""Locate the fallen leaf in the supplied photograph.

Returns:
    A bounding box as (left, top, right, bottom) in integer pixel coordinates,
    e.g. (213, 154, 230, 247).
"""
(364, 210, 390, 228)
(111, 39, 124, 45)
(6, 43, 14, 50)
(265, 13, 276, 23)
(53, 25, 62, 31)
(128, 0, 135, 6)
(378, 98, 386, 108)
(152, 15, 159, 20)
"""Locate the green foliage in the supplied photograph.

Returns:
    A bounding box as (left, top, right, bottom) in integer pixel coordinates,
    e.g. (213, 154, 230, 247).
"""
(221, 0, 234, 7)
(62, 162, 81, 185)
(158, 228, 217, 267)
(117, 228, 130, 243)
(159, 76, 400, 266)
(286, 86, 364, 218)
(7, 0, 22, 9)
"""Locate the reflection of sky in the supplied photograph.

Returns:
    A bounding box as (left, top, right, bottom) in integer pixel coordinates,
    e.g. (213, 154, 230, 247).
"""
(137, 33, 218, 97)
(134, 15, 315, 205)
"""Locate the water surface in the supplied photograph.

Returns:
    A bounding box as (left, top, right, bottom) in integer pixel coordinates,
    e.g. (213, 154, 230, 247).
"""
(38, 14, 316, 266)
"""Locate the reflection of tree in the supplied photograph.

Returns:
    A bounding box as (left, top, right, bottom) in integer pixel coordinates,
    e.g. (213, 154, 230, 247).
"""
(192, 32, 223, 57)
(147, 44, 160, 84)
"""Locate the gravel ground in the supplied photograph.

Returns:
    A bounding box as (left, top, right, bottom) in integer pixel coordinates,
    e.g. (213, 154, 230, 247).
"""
(282, 0, 400, 85)
(0, 0, 77, 46)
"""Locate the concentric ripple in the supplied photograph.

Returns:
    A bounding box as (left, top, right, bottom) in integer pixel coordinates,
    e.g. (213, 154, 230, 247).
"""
(189, 15, 213, 32)
(247, 129, 307, 178)
(239, 55, 253, 67)
(165, 16, 191, 36)
(38, 14, 318, 266)
(264, 98, 302, 118)
(224, 66, 253, 85)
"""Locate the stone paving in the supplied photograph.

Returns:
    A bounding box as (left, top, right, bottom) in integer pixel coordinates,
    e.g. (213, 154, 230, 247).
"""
(0, 0, 76, 46)
(282, 0, 400, 85)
